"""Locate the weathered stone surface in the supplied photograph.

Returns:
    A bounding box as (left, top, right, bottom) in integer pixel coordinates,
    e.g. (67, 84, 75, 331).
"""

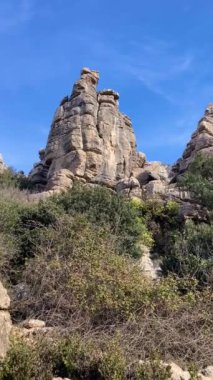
(0, 311, 12, 359)
(46, 169, 73, 191)
(139, 245, 160, 280)
(0, 281, 10, 309)
(0, 281, 12, 359)
(201, 366, 213, 378)
(168, 362, 190, 380)
(172, 104, 213, 177)
(30, 68, 143, 191)
(29, 69, 213, 214)
(134, 161, 170, 185)
(22, 319, 46, 329)
(143, 179, 167, 199)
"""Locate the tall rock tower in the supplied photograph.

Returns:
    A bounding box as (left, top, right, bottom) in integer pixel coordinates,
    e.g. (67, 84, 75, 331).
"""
(173, 104, 213, 177)
(30, 68, 145, 191)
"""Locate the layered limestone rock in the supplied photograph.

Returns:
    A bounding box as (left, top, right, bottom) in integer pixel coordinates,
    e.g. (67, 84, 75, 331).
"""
(0, 281, 12, 359)
(29, 69, 213, 204)
(30, 68, 144, 191)
(173, 104, 213, 177)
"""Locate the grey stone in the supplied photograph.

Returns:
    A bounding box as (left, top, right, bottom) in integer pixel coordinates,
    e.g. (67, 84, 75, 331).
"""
(0, 281, 10, 309)
(23, 319, 46, 329)
(0, 311, 12, 359)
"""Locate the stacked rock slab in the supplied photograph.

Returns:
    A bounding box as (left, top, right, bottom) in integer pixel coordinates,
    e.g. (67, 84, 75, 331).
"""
(173, 104, 213, 177)
(30, 68, 144, 191)
(0, 281, 12, 359)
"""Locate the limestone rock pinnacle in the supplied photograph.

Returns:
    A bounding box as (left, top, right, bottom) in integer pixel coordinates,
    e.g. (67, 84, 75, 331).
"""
(29, 68, 145, 191)
(173, 104, 213, 176)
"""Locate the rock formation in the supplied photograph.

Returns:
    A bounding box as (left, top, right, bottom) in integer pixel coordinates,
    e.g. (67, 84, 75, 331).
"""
(0, 281, 12, 359)
(29, 68, 213, 203)
(172, 104, 213, 177)
(30, 68, 145, 192)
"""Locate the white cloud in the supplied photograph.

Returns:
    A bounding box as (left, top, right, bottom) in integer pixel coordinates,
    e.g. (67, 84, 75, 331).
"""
(77, 33, 194, 104)
(119, 38, 194, 103)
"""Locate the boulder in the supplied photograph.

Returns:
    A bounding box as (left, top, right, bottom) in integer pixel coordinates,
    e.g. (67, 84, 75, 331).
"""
(201, 366, 213, 378)
(46, 169, 74, 191)
(116, 176, 140, 192)
(139, 245, 160, 280)
(143, 179, 167, 199)
(0, 311, 12, 359)
(134, 161, 169, 186)
(168, 362, 190, 380)
(0, 281, 12, 359)
(22, 319, 46, 329)
(0, 281, 10, 309)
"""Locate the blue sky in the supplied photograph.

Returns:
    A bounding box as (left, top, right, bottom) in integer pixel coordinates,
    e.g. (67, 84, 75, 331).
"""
(1, 0, 213, 173)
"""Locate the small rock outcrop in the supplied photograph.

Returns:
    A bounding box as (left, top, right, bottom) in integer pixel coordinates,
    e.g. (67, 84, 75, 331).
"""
(173, 104, 213, 177)
(0, 281, 12, 359)
(30, 68, 144, 191)
(139, 245, 161, 280)
(22, 319, 46, 329)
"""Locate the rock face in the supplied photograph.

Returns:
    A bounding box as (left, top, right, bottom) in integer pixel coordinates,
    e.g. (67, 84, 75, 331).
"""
(0, 281, 12, 359)
(30, 68, 144, 191)
(173, 104, 213, 177)
(29, 68, 213, 203)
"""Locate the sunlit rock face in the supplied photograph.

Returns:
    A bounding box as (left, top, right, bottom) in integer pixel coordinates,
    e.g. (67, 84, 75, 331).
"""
(29, 69, 213, 205)
(30, 68, 145, 191)
(172, 104, 213, 177)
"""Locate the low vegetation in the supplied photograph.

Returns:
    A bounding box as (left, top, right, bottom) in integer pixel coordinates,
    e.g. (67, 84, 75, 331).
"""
(0, 154, 212, 379)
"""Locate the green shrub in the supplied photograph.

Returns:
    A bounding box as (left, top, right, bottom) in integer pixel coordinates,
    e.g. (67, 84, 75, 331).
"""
(0, 337, 54, 380)
(57, 335, 100, 379)
(162, 221, 213, 287)
(11, 215, 153, 324)
(134, 358, 172, 380)
(0, 198, 63, 281)
(52, 184, 151, 258)
(0, 168, 34, 190)
(98, 339, 126, 380)
(178, 154, 213, 211)
(131, 199, 181, 256)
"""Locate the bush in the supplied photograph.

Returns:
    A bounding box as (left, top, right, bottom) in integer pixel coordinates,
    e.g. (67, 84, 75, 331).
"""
(52, 184, 152, 258)
(11, 215, 153, 324)
(134, 359, 172, 380)
(57, 335, 100, 379)
(130, 199, 181, 256)
(162, 221, 213, 287)
(0, 199, 62, 283)
(0, 168, 34, 191)
(179, 154, 213, 211)
(0, 337, 54, 380)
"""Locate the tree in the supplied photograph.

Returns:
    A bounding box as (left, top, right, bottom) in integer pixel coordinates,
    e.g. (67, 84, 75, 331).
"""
(179, 154, 213, 211)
